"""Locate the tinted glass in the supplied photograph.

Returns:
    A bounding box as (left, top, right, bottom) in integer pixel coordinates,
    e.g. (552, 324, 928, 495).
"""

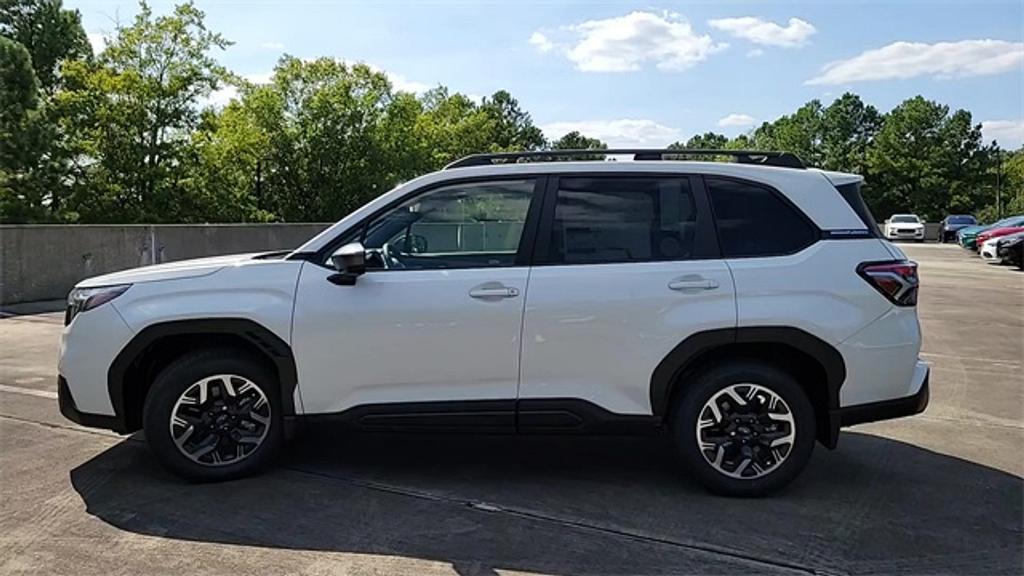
(891, 215, 920, 223)
(548, 177, 697, 264)
(362, 179, 535, 270)
(707, 177, 817, 257)
(949, 216, 976, 224)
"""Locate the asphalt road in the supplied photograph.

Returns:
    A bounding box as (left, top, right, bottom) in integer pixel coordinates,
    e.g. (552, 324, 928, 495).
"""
(1, 243, 1021, 576)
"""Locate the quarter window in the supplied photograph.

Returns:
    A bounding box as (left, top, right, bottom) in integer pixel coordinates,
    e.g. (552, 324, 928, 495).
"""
(361, 179, 535, 270)
(548, 177, 698, 264)
(707, 178, 817, 257)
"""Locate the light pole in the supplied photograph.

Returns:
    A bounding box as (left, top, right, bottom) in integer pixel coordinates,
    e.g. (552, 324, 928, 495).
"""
(995, 148, 1002, 219)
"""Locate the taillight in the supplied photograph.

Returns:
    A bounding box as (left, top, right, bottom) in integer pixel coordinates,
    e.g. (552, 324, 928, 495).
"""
(858, 261, 919, 306)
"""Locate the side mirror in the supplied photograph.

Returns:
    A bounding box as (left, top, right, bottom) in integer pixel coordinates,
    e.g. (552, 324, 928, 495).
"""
(328, 242, 366, 285)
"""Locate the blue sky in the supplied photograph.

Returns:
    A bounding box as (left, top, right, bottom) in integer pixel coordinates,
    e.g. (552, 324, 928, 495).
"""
(71, 0, 1023, 148)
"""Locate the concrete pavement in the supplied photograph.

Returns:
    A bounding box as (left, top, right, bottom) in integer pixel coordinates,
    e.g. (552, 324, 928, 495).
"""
(1, 243, 1021, 575)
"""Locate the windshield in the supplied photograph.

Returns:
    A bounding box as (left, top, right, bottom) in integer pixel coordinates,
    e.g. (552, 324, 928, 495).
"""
(891, 215, 920, 223)
(948, 216, 976, 224)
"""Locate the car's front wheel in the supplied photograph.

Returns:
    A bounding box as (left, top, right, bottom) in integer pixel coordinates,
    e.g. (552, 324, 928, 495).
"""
(143, 349, 283, 481)
(670, 361, 816, 497)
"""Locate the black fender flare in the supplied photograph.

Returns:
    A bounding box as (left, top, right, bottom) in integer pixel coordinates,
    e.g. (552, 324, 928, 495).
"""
(648, 326, 846, 418)
(107, 318, 299, 431)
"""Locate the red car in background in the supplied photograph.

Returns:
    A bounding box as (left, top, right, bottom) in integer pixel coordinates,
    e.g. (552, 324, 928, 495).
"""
(975, 226, 1024, 248)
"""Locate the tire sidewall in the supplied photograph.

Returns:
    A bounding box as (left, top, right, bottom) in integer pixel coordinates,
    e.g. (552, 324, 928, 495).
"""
(143, 350, 283, 482)
(671, 361, 816, 497)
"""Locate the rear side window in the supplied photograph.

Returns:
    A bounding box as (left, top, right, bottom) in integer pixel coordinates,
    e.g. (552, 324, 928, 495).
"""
(707, 177, 818, 257)
(548, 177, 697, 264)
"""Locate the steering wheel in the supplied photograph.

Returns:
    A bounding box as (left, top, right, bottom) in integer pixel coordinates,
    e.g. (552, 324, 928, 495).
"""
(382, 242, 405, 269)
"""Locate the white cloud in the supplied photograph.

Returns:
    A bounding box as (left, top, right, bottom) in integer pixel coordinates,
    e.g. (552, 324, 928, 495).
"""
(87, 32, 106, 54)
(201, 73, 273, 108)
(244, 72, 274, 85)
(807, 39, 1024, 85)
(746, 48, 764, 58)
(384, 71, 431, 94)
(982, 120, 1024, 149)
(540, 11, 726, 72)
(528, 31, 554, 53)
(718, 113, 756, 127)
(541, 119, 681, 147)
(709, 17, 816, 48)
(204, 86, 238, 108)
(260, 41, 285, 50)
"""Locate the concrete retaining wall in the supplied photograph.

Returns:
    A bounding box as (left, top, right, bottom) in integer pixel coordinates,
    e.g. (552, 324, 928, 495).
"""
(0, 224, 330, 305)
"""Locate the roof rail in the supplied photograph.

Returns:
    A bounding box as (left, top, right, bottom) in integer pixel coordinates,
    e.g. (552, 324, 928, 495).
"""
(443, 149, 806, 170)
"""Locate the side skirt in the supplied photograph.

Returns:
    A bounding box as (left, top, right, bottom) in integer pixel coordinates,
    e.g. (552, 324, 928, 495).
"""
(288, 398, 661, 436)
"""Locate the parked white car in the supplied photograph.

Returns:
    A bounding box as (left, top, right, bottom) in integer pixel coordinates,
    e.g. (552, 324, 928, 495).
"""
(980, 231, 1024, 263)
(58, 149, 928, 496)
(884, 214, 925, 242)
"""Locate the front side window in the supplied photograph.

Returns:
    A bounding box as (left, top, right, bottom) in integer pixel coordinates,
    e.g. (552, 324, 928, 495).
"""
(361, 179, 535, 270)
(548, 177, 698, 264)
(707, 177, 817, 257)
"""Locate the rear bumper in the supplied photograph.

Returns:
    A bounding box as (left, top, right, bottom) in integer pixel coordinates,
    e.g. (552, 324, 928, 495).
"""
(58, 376, 128, 433)
(823, 362, 929, 448)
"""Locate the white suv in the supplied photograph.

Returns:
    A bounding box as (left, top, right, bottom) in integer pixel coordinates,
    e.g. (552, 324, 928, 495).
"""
(58, 150, 928, 496)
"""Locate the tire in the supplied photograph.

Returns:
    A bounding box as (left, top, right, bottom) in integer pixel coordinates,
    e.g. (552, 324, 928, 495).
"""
(143, 348, 283, 482)
(669, 361, 816, 497)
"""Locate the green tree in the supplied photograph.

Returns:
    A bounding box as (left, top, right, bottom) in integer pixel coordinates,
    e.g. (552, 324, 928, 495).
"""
(820, 92, 881, 173)
(550, 130, 607, 160)
(0, 0, 90, 93)
(194, 56, 408, 221)
(667, 132, 730, 160)
(414, 87, 495, 169)
(0, 35, 52, 222)
(59, 1, 231, 222)
(866, 96, 989, 220)
(480, 90, 546, 151)
(754, 100, 824, 166)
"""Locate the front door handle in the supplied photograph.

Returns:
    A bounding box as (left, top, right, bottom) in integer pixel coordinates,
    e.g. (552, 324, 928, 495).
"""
(668, 277, 719, 291)
(469, 282, 520, 300)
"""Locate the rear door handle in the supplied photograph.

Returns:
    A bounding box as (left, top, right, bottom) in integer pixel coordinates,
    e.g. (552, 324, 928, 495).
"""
(469, 283, 520, 300)
(668, 278, 719, 291)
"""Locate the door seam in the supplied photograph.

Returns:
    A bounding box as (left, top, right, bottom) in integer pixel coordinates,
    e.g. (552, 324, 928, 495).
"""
(513, 265, 533, 432)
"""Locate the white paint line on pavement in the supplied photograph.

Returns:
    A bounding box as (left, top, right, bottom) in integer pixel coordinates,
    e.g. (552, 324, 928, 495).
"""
(920, 352, 1022, 366)
(0, 384, 58, 399)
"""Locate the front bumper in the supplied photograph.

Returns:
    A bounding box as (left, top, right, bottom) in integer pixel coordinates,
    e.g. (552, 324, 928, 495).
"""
(886, 229, 925, 241)
(980, 243, 1002, 262)
(58, 376, 128, 433)
(823, 363, 929, 448)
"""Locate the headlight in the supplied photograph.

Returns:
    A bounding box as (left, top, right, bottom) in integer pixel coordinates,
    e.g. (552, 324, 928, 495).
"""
(65, 285, 130, 325)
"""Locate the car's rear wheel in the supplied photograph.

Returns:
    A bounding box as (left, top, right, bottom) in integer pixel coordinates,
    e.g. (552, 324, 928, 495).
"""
(670, 361, 815, 497)
(143, 349, 282, 481)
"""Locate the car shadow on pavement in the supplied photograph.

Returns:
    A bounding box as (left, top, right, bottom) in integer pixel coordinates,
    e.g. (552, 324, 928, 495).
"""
(70, 430, 1023, 576)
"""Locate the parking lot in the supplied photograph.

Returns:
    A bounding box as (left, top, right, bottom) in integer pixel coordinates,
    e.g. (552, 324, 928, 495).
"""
(1, 243, 1021, 575)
